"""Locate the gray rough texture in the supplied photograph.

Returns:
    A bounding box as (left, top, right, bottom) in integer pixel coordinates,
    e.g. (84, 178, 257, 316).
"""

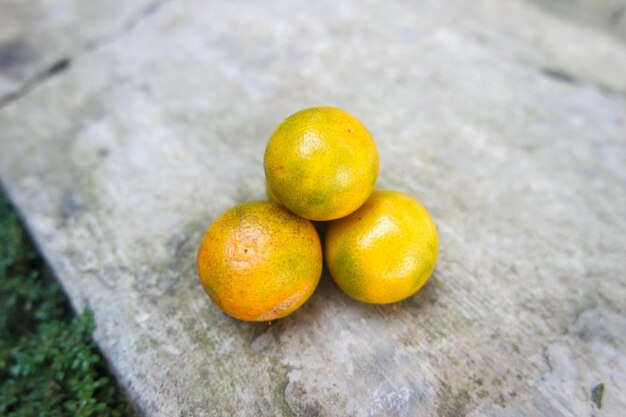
(1, 0, 625, 416)
(0, 0, 163, 103)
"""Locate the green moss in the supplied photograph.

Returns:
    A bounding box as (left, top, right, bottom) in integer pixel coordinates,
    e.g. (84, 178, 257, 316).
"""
(272, 365, 295, 417)
(239, 331, 295, 416)
(591, 383, 604, 409)
(476, 389, 489, 399)
(436, 382, 472, 417)
(0, 190, 132, 417)
(136, 336, 161, 354)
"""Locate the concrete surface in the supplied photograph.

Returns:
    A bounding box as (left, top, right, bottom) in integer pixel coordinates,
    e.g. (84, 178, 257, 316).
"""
(1, 0, 625, 416)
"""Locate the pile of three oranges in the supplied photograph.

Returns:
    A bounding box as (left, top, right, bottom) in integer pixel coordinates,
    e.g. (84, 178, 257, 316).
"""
(197, 107, 439, 321)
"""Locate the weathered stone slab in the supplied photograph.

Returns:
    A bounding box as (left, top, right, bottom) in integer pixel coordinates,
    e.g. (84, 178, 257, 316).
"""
(1, 0, 625, 416)
(527, 0, 626, 42)
(0, 0, 160, 102)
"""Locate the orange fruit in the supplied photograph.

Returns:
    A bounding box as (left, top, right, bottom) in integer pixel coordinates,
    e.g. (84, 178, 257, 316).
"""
(324, 190, 438, 304)
(264, 106, 379, 221)
(197, 201, 322, 321)
(265, 180, 280, 204)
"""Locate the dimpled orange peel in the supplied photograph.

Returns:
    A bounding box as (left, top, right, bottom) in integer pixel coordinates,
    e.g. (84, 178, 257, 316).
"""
(264, 106, 379, 221)
(265, 180, 280, 205)
(324, 190, 439, 304)
(197, 201, 322, 321)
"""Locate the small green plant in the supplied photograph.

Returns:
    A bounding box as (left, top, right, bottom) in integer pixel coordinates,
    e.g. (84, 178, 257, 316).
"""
(0, 191, 132, 417)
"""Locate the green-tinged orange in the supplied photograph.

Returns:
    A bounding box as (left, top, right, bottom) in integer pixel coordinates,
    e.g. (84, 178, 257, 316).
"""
(265, 180, 280, 204)
(325, 190, 439, 304)
(197, 201, 322, 321)
(264, 106, 379, 221)
(267, 179, 328, 238)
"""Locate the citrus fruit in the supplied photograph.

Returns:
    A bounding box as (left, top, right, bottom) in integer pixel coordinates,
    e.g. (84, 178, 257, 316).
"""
(265, 180, 280, 204)
(266, 180, 329, 238)
(324, 190, 438, 304)
(264, 106, 379, 221)
(197, 201, 322, 321)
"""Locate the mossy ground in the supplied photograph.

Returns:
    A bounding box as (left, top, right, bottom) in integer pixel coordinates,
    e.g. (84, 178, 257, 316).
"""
(0, 189, 133, 417)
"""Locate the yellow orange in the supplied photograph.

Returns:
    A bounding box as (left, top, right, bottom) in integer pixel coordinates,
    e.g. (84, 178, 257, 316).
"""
(197, 201, 322, 321)
(325, 190, 438, 304)
(265, 180, 280, 204)
(264, 107, 379, 221)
